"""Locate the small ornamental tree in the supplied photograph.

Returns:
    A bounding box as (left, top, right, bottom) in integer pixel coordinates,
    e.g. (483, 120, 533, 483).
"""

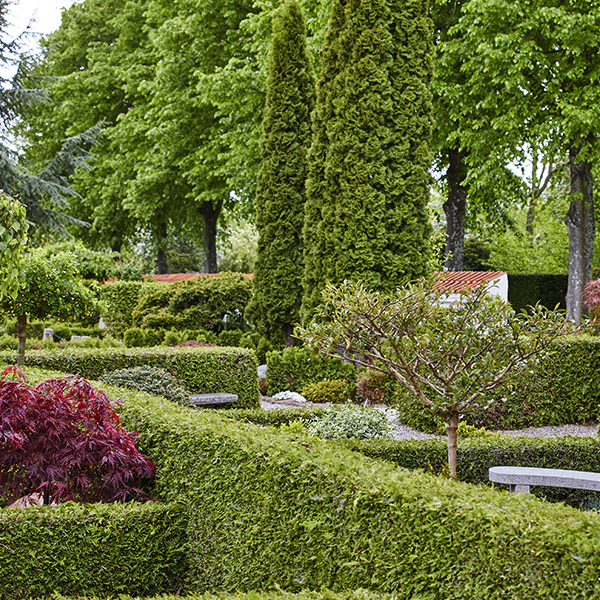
(0, 250, 99, 365)
(0, 367, 155, 505)
(296, 274, 569, 477)
(0, 193, 29, 301)
(246, 0, 315, 347)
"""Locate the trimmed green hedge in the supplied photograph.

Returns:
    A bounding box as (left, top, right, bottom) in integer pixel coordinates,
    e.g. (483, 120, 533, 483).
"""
(0, 346, 260, 409)
(266, 347, 356, 395)
(393, 336, 600, 432)
(0, 501, 187, 599)
(99, 280, 149, 333)
(508, 273, 568, 312)
(113, 387, 600, 598)
(50, 591, 392, 600)
(341, 435, 600, 507)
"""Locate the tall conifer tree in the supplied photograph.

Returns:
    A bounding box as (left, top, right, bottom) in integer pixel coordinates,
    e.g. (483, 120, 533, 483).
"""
(246, 0, 315, 346)
(301, 0, 434, 320)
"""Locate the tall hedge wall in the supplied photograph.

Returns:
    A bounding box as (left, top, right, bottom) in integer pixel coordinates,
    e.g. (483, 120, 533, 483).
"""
(0, 501, 187, 599)
(508, 273, 568, 312)
(0, 346, 260, 408)
(114, 386, 600, 598)
(393, 335, 600, 432)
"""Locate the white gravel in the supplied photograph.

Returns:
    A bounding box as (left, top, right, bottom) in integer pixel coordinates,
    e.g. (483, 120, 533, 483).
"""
(259, 398, 597, 440)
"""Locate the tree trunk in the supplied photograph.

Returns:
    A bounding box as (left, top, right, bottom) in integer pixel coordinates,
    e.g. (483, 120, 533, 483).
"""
(445, 411, 459, 478)
(16, 313, 27, 367)
(443, 148, 468, 271)
(155, 221, 169, 274)
(284, 324, 295, 348)
(200, 200, 223, 274)
(565, 142, 595, 322)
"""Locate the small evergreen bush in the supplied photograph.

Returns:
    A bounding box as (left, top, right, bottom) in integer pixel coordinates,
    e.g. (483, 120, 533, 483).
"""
(356, 369, 394, 404)
(124, 327, 146, 348)
(100, 366, 190, 405)
(302, 379, 353, 403)
(306, 404, 392, 440)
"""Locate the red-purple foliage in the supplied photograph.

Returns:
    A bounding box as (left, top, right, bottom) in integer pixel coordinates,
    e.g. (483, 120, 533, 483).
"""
(175, 340, 215, 347)
(0, 367, 155, 505)
(583, 279, 600, 314)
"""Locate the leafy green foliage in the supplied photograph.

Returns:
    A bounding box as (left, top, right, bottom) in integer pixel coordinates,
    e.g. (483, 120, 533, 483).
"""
(0, 501, 187, 598)
(0, 346, 260, 409)
(296, 273, 569, 476)
(0, 250, 99, 323)
(114, 381, 600, 597)
(98, 280, 149, 333)
(124, 327, 147, 348)
(355, 369, 394, 405)
(266, 346, 356, 395)
(508, 274, 568, 312)
(132, 273, 253, 333)
(0, 194, 28, 301)
(392, 335, 600, 432)
(306, 404, 392, 440)
(246, 0, 315, 345)
(100, 366, 190, 405)
(301, 379, 353, 404)
(301, 0, 433, 319)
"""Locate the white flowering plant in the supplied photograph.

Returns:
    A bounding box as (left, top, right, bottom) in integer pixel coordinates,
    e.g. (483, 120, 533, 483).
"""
(272, 390, 307, 403)
(306, 403, 392, 440)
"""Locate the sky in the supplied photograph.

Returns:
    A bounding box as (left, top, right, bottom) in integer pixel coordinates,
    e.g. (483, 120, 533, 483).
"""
(6, 0, 75, 52)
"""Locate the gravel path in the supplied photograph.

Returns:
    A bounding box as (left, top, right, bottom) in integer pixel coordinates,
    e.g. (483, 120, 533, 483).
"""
(259, 398, 597, 440)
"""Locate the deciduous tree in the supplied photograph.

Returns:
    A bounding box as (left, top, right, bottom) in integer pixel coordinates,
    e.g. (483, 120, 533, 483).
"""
(296, 275, 568, 477)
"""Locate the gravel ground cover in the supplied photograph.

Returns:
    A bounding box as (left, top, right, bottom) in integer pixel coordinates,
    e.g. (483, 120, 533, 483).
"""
(259, 398, 597, 440)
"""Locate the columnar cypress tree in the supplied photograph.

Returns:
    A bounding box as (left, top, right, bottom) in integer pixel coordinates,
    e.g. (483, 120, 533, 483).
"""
(246, 0, 315, 346)
(301, 0, 434, 321)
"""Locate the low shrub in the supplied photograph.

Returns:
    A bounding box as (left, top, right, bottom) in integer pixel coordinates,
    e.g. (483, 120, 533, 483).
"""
(164, 330, 183, 346)
(99, 280, 150, 334)
(0, 501, 187, 599)
(219, 329, 244, 347)
(124, 327, 147, 348)
(0, 368, 155, 504)
(306, 404, 392, 440)
(0, 346, 260, 409)
(356, 369, 395, 405)
(266, 346, 356, 395)
(100, 366, 190, 406)
(0, 334, 17, 350)
(302, 379, 354, 404)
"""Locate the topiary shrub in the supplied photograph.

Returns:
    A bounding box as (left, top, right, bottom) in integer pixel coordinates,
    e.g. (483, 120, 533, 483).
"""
(164, 330, 183, 346)
(219, 329, 244, 347)
(306, 403, 392, 440)
(124, 327, 146, 348)
(100, 366, 190, 405)
(302, 379, 353, 404)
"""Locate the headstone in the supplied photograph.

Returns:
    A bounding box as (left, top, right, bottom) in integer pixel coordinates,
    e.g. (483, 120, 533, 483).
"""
(42, 328, 54, 340)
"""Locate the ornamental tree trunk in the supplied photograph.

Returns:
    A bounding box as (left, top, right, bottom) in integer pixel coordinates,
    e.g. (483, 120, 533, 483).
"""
(565, 142, 595, 322)
(445, 411, 459, 478)
(443, 148, 468, 271)
(16, 313, 27, 367)
(156, 222, 169, 274)
(200, 200, 222, 274)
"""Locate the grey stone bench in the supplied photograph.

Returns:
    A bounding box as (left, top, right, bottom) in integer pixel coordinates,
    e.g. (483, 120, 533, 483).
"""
(489, 466, 600, 494)
(189, 392, 238, 407)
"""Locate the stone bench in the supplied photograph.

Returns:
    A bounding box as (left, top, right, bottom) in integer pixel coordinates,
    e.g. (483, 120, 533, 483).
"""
(189, 392, 238, 407)
(489, 466, 600, 494)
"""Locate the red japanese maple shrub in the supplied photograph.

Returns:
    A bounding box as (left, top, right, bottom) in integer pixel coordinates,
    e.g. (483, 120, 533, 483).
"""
(583, 279, 600, 329)
(0, 367, 155, 505)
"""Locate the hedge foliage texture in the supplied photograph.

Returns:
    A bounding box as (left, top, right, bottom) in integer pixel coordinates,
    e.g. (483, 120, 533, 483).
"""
(301, 0, 433, 319)
(0, 345, 260, 408)
(246, 0, 315, 345)
(116, 387, 600, 599)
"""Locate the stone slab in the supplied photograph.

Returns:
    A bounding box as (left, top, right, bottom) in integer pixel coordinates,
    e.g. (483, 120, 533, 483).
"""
(489, 466, 600, 494)
(189, 392, 238, 406)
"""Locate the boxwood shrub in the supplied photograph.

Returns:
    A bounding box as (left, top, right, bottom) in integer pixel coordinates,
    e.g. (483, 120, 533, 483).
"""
(0, 346, 260, 408)
(0, 501, 187, 599)
(112, 386, 600, 599)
